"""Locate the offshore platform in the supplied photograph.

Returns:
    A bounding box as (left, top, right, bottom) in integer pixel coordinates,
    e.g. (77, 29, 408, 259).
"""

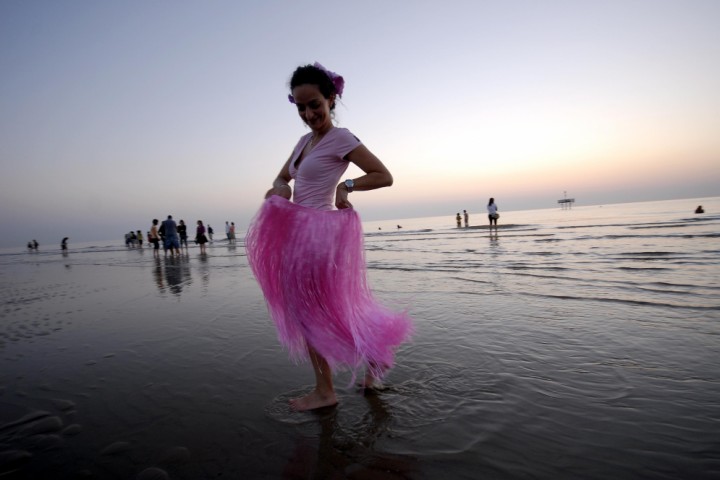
(558, 191, 575, 210)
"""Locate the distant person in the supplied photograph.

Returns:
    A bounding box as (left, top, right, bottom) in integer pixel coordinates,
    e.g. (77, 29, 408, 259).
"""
(207, 224, 214, 242)
(130, 231, 138, 247)
(456, 212, 461, 228)
(463, 209, 469, 227)
(196, 220, 209, 254)
(33, 239, 38, 250)
(487, 197, 499, 232)
(136, 230, 144, 248)
(150, 219, 161, 257)
(225, 221, 231, 242)
(161, 215, 180, 256)
(61, 237, 68, 251)
(125, 232, 133, 248)
(230, 222, 236, 244)
(27, 241, 34, 251)
(695, 205, 704, 214)
(178, 220, 189, 252)
(158, 219, 166, 251)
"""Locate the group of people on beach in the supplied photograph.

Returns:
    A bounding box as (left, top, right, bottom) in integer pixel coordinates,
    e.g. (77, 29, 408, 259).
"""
(145, 216, 215, 257)
(224, 221, 237, 244)
(27, 238, 68, 252)
(454, 198, 500, 232)
(129, 218, 240, 256)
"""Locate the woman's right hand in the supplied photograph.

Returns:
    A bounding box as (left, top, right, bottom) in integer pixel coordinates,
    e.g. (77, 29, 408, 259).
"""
(265, 185, 292, 200)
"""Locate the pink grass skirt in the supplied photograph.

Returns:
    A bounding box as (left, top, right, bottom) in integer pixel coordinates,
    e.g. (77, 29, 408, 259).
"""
(245, 196, 413, 380)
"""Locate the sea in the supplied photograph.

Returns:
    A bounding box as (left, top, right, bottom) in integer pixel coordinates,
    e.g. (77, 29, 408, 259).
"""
(0, 196, 718, 479)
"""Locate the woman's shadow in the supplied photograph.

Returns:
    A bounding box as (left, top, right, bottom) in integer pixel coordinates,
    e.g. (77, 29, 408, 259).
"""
(282, 391, 417, 479)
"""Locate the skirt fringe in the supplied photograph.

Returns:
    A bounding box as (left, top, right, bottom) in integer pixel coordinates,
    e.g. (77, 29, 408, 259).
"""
(245, 196, 412, 380)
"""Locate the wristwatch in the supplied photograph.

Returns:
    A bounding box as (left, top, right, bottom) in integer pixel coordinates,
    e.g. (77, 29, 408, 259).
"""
(344, 179, 354, 192)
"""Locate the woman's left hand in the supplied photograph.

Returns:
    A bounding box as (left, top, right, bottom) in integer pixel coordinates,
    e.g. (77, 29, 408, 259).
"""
(335, 185, 353, 209)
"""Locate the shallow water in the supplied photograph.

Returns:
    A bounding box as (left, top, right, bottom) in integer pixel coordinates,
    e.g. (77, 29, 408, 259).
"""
(1, 198, 719, 479)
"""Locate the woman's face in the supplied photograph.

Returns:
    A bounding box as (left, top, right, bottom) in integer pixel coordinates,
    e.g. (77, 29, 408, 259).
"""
(291, 84, 334, 133)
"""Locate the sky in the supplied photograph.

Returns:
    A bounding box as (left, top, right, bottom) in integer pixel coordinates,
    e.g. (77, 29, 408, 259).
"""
(1, 0, 719, 248)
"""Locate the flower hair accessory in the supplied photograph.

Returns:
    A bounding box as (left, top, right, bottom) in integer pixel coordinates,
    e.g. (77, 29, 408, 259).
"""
(288, 62, 345, 104)
(313, 62, 344, 98)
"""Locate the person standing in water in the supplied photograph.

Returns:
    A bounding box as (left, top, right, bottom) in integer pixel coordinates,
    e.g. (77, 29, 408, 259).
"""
(245, 62, 413, 411)
(196, 220, 208, 254)
(487, 197, 499, 233)
(149, 219, 161, 257)
(161, 215, 180, 257)
(177, 220, 189, 253)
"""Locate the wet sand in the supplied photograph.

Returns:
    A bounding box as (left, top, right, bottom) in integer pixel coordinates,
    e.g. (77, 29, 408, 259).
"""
(0, 249, 423, 479)
(1, 241, 719, 479)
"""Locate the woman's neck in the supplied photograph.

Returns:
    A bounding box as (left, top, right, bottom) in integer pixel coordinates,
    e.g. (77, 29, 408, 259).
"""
(311, 125, 333, 137)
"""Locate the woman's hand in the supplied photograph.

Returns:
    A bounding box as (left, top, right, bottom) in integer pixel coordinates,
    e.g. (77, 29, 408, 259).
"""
(335, 185, 353, 209)
(265, 184, 292, 200)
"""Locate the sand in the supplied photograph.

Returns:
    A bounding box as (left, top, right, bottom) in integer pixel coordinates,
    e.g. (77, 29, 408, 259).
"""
(1, 236, 719, 479)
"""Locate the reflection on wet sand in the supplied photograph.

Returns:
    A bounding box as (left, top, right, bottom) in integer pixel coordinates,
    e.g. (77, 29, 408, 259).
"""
(152, 256, 193, 295)
(197, 253, 210, 292)
(282, 392, 417, 479)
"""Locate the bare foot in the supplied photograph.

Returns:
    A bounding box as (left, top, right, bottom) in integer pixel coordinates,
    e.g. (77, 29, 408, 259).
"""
(362, 362, 390, 390)
(289, 389, 337, 411)
(361, 373, 387, 392)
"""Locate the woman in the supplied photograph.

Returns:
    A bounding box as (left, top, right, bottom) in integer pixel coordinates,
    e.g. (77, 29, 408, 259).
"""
(196, 220, 208, 254)
(487, 197, 499, 232)
(246, 63, 413, 411)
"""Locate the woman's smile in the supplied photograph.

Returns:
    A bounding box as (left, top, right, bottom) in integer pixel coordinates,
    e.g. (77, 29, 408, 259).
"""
(291, 84, 334, 133)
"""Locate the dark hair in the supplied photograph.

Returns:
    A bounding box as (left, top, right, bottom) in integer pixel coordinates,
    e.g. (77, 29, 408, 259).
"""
(152, 219, 158, 225)
(289, 65, 337, 110)
(488, 198, 495, 206)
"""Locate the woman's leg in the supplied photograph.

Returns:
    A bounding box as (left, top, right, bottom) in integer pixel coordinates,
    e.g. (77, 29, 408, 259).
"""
(290, 346, 337, 411)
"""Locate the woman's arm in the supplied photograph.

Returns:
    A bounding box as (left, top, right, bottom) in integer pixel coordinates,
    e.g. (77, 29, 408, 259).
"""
(335, 144, 393, 209)
(265, 153, 294, 200)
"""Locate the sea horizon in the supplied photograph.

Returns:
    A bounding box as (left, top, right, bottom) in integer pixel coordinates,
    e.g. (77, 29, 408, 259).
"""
(4, 195, 717, 254)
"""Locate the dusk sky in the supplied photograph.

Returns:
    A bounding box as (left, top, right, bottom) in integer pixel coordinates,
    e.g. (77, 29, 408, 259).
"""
(1, 1, 719, 248)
